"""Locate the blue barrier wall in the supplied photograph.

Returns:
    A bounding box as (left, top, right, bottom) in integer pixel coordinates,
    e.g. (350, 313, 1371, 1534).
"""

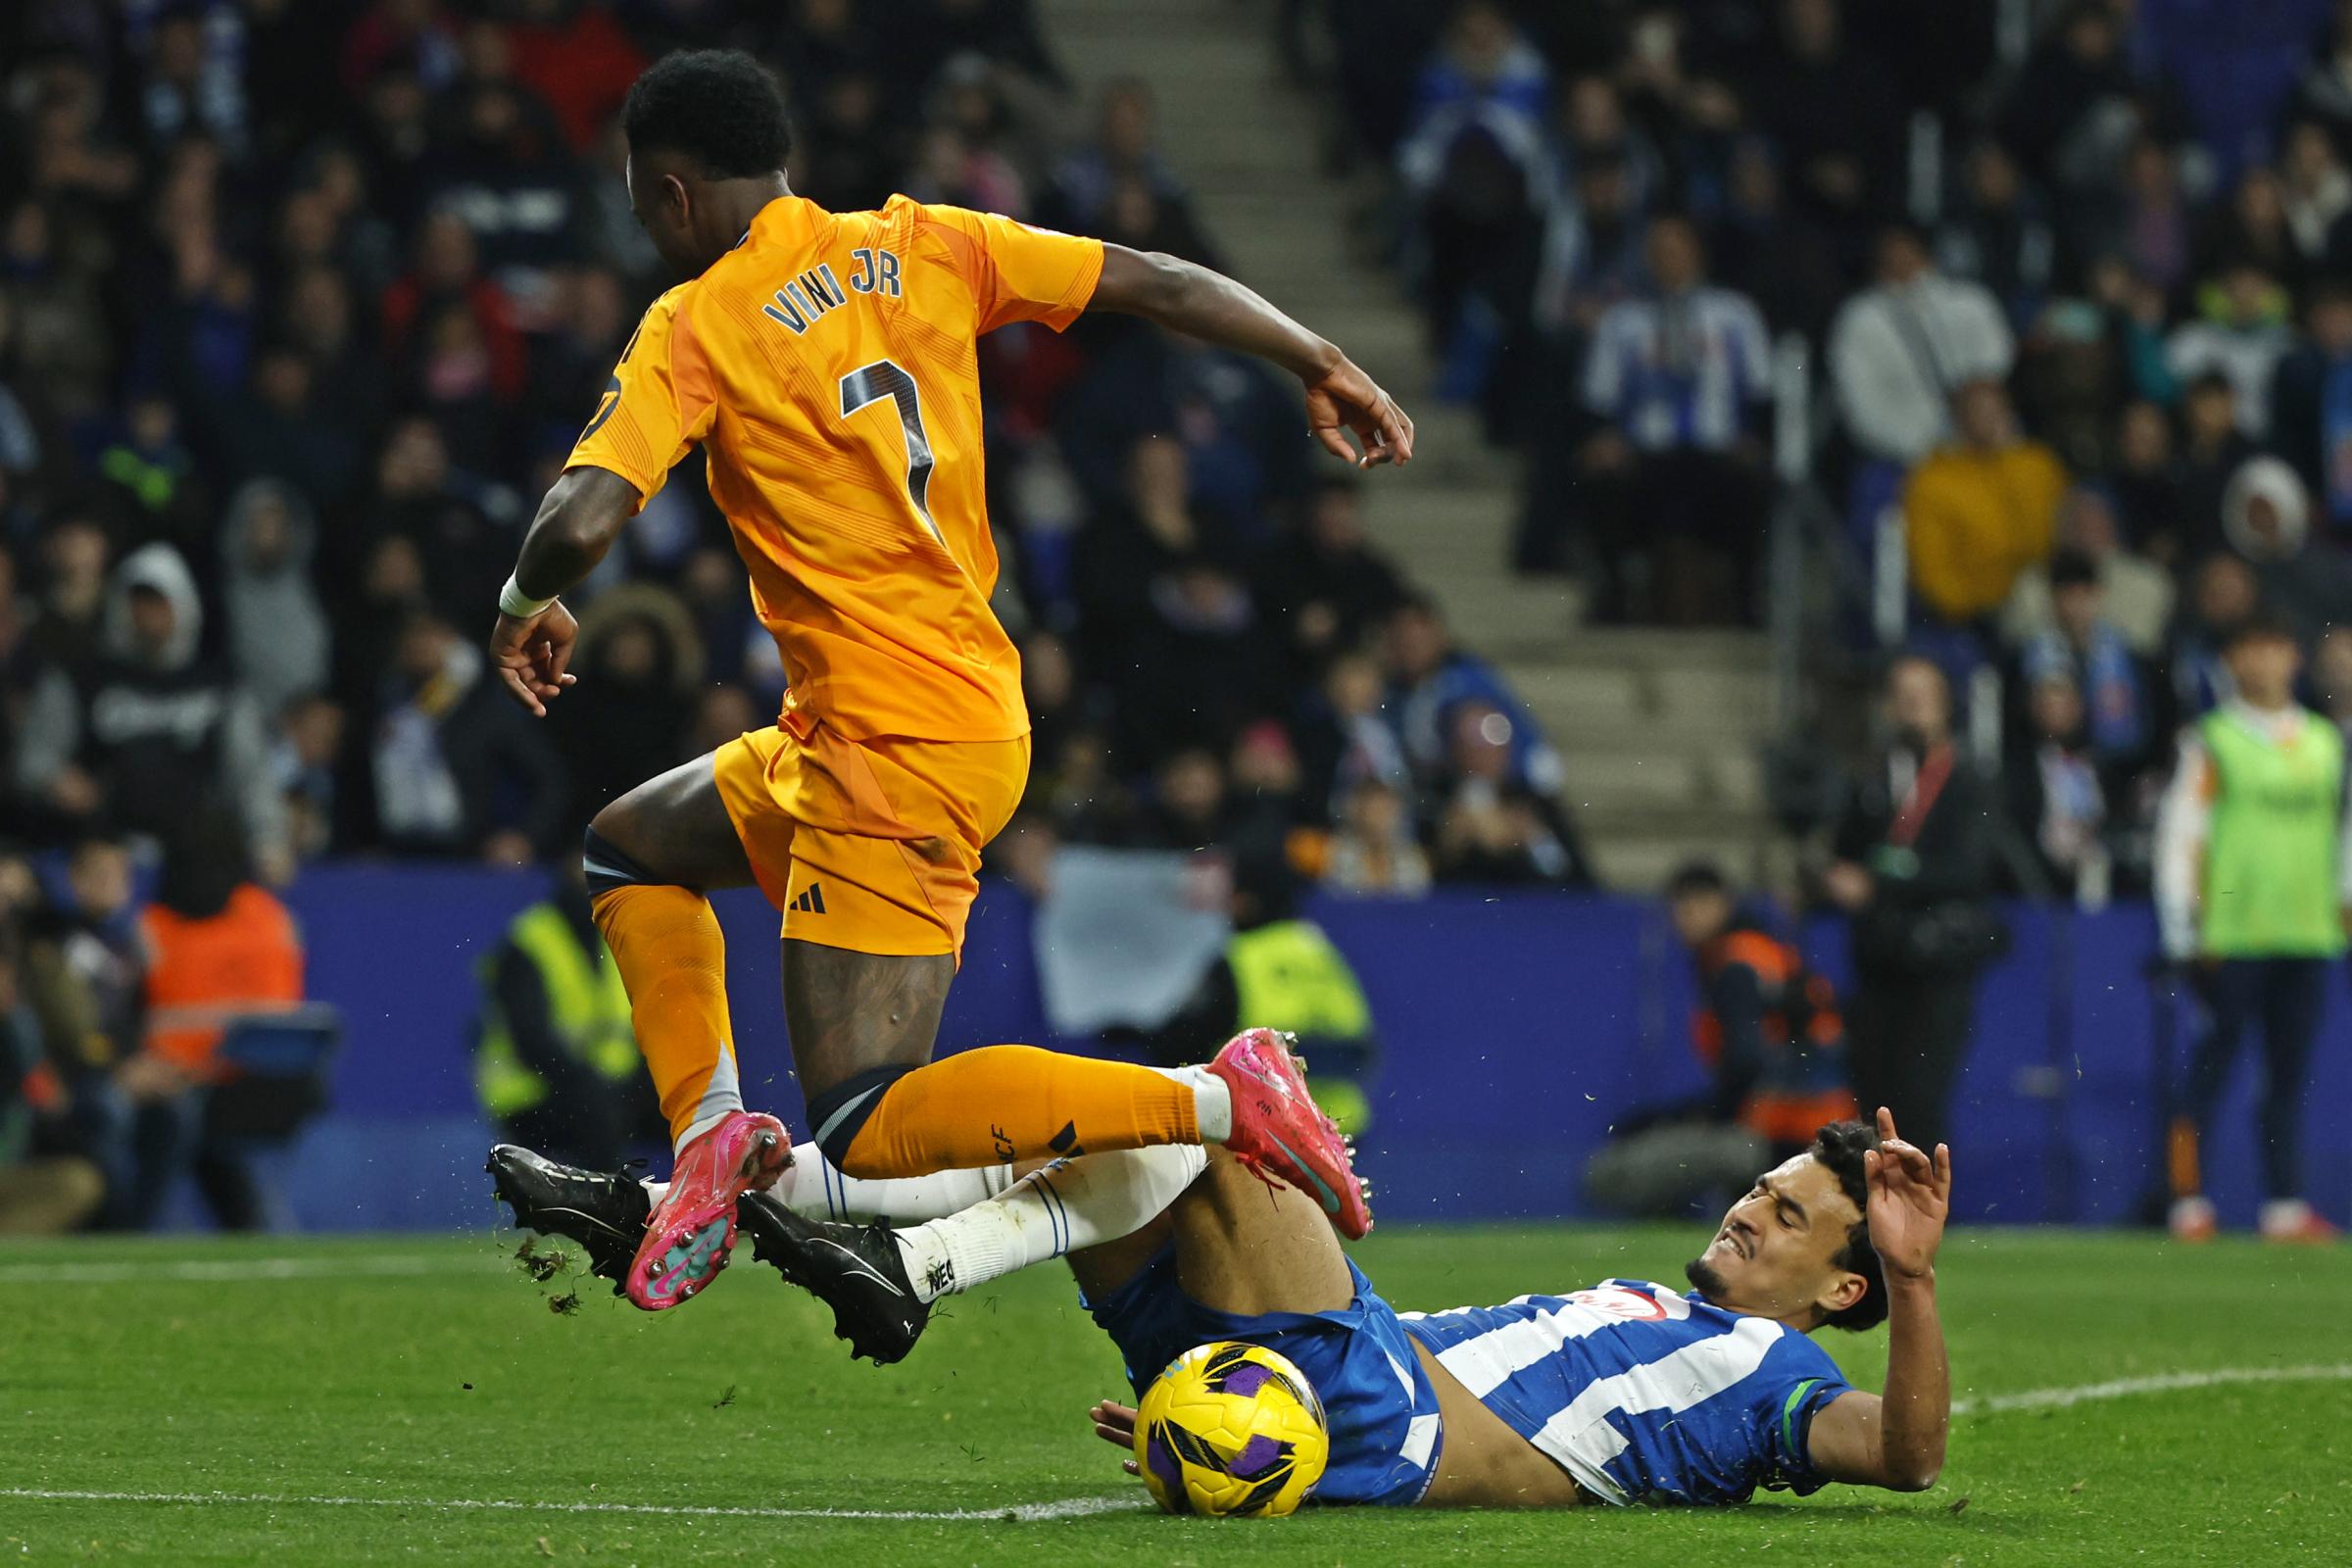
(238, 866, 2350, 1232)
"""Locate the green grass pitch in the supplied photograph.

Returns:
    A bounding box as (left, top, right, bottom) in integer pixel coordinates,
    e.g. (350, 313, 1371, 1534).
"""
(5, 1223, 2348, 1564)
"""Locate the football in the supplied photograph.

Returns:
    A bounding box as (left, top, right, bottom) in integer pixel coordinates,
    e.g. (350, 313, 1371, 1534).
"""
(1132, 1342, 1330, 1517)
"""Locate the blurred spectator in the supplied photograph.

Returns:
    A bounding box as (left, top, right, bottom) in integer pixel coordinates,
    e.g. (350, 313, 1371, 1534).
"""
(2167, 262, 2294, 437)
(2175, 370, 2258, 560)
(1131, 746, 1230, 853)
(370, 612, 566, 864)
(504, 0, 648, 152)
(1226, 720, 1309, 846)
(2169, 552, 2261, 716)
(1399, 1, 1552, 413)
(2154, 612, 2345, 1244)
(1831, 223, 2015, 467)
(24, 512, 113, 675)
(1740, 0, 1901, 238)
(1253, 475, 1408, 680)
(1431, 703, 1595, 888)
(553, 585, 702, 823)
(1112, 555, 1277, 770)
(1323, 777, 1432, 898)
(1901, 378, 2066, 629)
(2107, 137, 2191, 301)
(2220, 455, 2352, 638)
(1047, 76, 1194, 237)
(0, 915, 106, 1235)
(270, 694, 346, 863)
(2003, 484, 2175, 656)
(219, 479, 330, 719)
(1296, 648, 1413, 824)
(113, 806, 305, 1232)
(1936, 141, 2060, 331)
(14, 543, 287, 875)
(2266, 278, 2352, 528)
(97, 394, 205, 552)
(2109, 398, 2190, 560)
(2291, 0, 2352, 153)
(2003, 671, 2111, 905)
(2278, 121, 2351, 264)
(1381, 595, 1562, 800)
(2014, 549, 2161, 792)
(1823, 655, 2002, 1153)
(2193, 164, 2295, 298)
(213, 343, 364, 511)
(346, 416, 517, 622)
(1571, 214, 1772, 624)
(1531, 146, 1647, 346)
(1998, 0, 2171, 196)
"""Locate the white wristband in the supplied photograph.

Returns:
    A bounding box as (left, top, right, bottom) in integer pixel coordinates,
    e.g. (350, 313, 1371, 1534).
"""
(498, 574, 558, 619)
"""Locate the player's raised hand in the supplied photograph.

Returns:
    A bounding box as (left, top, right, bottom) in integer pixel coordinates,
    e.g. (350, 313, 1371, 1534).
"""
(489, 600, 580, 717)
(1864, 1105, 1951, 1281)
(1089, 1399, 1144, 1477)
(1304, 355, 1415, 470)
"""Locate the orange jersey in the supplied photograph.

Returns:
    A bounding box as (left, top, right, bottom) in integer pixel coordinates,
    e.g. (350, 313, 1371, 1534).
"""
(567, 195, 1104, 742)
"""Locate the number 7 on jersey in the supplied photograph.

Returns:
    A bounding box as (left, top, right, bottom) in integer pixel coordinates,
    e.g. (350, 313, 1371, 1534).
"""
(839, 360, 939, 540)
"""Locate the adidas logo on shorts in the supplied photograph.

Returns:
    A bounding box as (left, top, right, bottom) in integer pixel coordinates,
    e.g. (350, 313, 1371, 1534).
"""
(789, 883, 829, 914)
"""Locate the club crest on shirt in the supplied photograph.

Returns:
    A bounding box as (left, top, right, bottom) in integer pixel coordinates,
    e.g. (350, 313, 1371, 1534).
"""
(1569, 1285, 1675, 1321)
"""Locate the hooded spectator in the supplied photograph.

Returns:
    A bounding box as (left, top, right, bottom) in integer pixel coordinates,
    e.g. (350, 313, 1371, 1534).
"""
(2220, 455, 2352, 638)
(13, 543, 287, 877)
(220, 479, 331, 718)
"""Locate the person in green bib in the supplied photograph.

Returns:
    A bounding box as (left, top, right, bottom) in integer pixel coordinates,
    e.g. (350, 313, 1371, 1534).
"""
(473, 863, 661, 1169)
(2153, 610, 2348, 1245)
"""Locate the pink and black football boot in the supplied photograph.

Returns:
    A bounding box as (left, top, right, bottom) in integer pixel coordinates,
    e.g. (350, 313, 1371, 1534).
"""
(1207, 1028, 1373, 1239)
(625, 1110, 792, 1310)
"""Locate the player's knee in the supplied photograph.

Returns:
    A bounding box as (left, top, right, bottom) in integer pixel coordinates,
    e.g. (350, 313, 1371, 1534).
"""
(581, 823, 653, 897)
(808, 1063, 916, 1176)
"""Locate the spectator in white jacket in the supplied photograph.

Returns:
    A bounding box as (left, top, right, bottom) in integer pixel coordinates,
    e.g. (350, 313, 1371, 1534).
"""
(1830, 223, 2015, 466)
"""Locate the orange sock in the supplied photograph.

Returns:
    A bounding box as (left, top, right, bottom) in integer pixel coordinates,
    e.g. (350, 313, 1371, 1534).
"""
(591, 883, 740, 1145)
(835, 1045, 1200, 1179)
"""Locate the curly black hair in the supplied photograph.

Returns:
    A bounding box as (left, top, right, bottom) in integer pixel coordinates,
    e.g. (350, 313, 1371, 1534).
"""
(621, 49, 791, 179)
(1810, 1119, 1888, 1331)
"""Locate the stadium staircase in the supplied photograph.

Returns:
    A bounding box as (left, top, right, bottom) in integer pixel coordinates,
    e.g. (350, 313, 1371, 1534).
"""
(1041, 0, 1779, 889)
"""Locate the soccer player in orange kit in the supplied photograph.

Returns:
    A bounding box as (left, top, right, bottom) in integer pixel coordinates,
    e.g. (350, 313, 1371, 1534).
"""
(487, 50, 1414, 1313)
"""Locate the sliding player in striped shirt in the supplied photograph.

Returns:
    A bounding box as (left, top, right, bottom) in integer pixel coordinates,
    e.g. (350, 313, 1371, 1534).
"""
(493, 1094, 1950, 1506)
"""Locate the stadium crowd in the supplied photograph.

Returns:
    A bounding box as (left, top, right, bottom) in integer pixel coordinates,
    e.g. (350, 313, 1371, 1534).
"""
(0, 1, 1596, 1229)
(0, 0, 1594, 898)
(1355, 0, 2352, 906)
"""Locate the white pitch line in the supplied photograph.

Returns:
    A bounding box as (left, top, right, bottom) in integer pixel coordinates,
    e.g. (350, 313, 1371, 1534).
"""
(0, 1254, 502, 1286)
(1952, 1363, 2352, 1416)
(0, 1488, 1142, 1525)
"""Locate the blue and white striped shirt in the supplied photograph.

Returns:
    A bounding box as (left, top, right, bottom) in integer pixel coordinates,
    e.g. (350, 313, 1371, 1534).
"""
(1584, 287, 1772, 454)
(1400, 1279, 1850, 1505)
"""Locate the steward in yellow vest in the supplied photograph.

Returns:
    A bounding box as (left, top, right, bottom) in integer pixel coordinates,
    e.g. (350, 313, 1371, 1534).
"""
(1143, 848, 1380, 1135)
(473, 875, 656, 1167)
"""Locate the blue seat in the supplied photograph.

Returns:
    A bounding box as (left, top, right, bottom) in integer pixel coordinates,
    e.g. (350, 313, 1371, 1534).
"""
(204, 1007, 342, 1143)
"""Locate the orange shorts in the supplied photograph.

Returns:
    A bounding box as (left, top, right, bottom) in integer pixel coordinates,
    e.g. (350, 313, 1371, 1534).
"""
(710, 710, 1029, 960)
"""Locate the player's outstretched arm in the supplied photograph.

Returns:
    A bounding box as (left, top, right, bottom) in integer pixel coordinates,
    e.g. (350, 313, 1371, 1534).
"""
(1807, 1107, 1952, 1493)
(1089, 245, 1415, 470)
(488, 465, 643, 715)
